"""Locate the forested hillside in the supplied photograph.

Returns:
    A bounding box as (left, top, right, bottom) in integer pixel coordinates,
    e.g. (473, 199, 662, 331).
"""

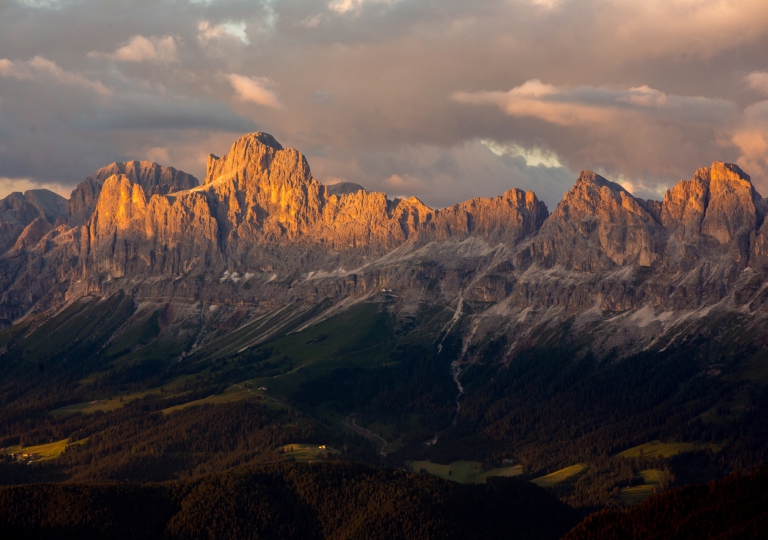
(565, 468, 768, 539)
(0, 462, 580, 540)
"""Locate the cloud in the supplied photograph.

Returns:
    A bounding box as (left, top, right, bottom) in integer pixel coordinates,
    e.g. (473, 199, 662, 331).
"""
(77, 93, 259, 132)
(16, 0, 71, 8)
(227, 74, 282, 109)
(451, 80, 733, 128)
(481, 140, 563, 168)
(589, 0, 768, 60)
(450, 79, 739, 189)
(746, 71, 768, 95)
(0, 56, 110, 95)
(3, 0, 768, 206)
(307, 139, 574, 209)
(328, 0, 405, 15)
(96, 35, 178, 63)
(732, 100, 768, 193)
(312, 89, 333, 104)
(198, 20, 249, 45)
(0, 177, 72, 199)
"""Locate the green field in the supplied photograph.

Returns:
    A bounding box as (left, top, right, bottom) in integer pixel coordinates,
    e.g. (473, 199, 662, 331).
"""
(408, 460, 524, 484)
(210, 302, 395, 403)
(474, 465, 524, 483)
(619, 469, 668, 504)
(162, 384, 259, 413)
(532, 464, 587, 487)
(277, 443, 339, 461)
(51, 390, 154, 416)
(6, 438, 85, 461)
(616, 440, 722, 459)
(52, 376, 197, 416)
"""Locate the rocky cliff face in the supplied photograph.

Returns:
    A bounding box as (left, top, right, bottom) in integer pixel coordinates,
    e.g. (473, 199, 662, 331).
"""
(3, 131, 768, 362)
(0, 189, 67, 255)
(68, 161, 199, 227)
(525, 171, 664, 272)
(82, 133, 546, 282)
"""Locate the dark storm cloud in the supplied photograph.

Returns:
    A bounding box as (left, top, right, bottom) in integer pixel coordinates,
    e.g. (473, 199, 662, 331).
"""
(2, 0, 768, 202)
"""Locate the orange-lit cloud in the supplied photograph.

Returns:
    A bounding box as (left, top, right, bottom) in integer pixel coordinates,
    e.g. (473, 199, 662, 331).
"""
(746, 72, 768, 95)
(732, 101, 768, 192)
(0, 56, 110, 95)
(227, 74, 283, 109)
(95, 35, 178, 64)
(3, 0, 768, 206)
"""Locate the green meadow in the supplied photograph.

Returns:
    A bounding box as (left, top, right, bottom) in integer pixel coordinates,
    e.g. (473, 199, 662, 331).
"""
(531, 464, 587, 487)
(6, 438, 86, 461)
(407, 460, 524, 484)
(616, 440, 722, 459)
(277, 444, 339, 461)
(619, 469, 668, 504)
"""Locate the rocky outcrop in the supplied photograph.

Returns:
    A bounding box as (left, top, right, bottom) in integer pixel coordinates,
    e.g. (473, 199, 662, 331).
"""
(83, 133, 548, 281)
(68, 161, 199, 226)
(660, 162, 762, 270)
(327, 182, 366, 196)
(423, 189, 548, 246)
(525, 171, 664, 272)
(0, 189, 67, 255)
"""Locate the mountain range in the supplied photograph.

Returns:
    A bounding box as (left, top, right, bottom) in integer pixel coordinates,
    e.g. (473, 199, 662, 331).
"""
(2, 131, 768, 363)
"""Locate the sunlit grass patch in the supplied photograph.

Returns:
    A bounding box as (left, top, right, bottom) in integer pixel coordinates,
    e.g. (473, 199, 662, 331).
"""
(531, 464, 587, 487)
(408, 460, 525, 484)
(277, 444, 339, 461)
(618, 468, 668, 504)
(616, 440, 722, 458)
(6, 438, 86, 461)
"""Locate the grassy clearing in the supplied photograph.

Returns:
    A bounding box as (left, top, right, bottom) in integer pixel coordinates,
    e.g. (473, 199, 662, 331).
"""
(277, 444, 339, 461)
(474, 465, 524, 483)
(616, 440, 722, 459)
(162, 384, 258, 414)
(227, 302, 395, 402)
(51, 390, 154, 416)
(409, 460, 485, 483)
(408, 460, 523, 484)
(51, 376, 195, 416)
(532, 464, 587, 487)
(6, 438, 85, 461)
(619, 469, 668, 504)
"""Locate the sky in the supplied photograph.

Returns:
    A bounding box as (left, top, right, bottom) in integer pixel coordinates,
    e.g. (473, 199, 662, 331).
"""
(1, 0, 768, 209)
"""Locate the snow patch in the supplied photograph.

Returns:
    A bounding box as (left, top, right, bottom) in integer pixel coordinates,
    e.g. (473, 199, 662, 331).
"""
(304, 267, 362, 281)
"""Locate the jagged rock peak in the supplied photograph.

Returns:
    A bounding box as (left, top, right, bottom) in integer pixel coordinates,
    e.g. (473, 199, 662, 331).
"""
(92, 161, 198, 189)
(68, 161, 198, 226)
(327, 182, 366, 196)
(562, 170, 633, 209)
(574, 170, 629, 193)
(711, 161, 751, 185)
(204, 132, 286, 185)
(703, 162, 761, 245)
(0, 189, 67, 225)
(529, 170, 663, 271)
(0, 189, 68, 256)
(661, 161, 761, 246)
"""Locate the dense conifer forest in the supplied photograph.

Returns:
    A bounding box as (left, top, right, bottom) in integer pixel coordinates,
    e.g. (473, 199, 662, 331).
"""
(565, 467, 768, 539)
(0, 462, 580, 540)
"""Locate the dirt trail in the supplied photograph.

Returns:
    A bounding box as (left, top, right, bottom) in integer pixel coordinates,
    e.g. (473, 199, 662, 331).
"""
(344, 414, 389, 455)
